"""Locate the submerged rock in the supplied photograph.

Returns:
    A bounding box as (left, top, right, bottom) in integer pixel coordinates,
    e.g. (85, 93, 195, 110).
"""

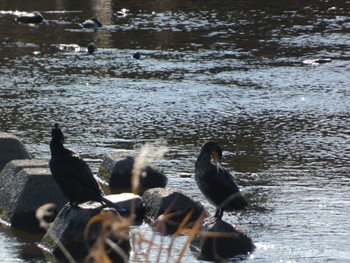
(0, 132, 31, 172)
(57, 43, 81, 52)
(16, 12, 44, 24)
(98, 152, 167, 194)
(302, 58, 332, 65)
(39, 194, 143, 261)
(191, 218, 255, 261)
(81, 18, 102, 29)
(133, 52, 141, 59)
(0, 159, 67, 232)
(142, 187, 207, 234)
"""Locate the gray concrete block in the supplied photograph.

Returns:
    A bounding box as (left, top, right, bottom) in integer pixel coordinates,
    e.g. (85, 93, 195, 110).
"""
(39, 193, 143, 261)
(0, 159, 67, 232)
(0, 132, 31, 172)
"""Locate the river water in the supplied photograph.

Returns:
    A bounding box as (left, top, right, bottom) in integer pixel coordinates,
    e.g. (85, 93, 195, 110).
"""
(0, 0, 350, 262)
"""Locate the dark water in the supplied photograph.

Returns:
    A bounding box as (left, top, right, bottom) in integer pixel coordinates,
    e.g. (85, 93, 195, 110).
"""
(1, 0, 350, 262)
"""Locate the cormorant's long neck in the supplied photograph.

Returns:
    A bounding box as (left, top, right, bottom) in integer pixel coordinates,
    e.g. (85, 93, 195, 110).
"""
(50, 139, 65, 155)
(196, 150, 214, 170)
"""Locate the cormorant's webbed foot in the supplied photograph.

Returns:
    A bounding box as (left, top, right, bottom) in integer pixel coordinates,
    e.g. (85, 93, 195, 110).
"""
(214, 209, 224, 221)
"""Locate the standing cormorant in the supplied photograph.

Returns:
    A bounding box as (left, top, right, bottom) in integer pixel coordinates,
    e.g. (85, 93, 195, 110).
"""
(195, 141, 248, 220)
(49, 123, 124, 212)
(87, 43, 97, 54)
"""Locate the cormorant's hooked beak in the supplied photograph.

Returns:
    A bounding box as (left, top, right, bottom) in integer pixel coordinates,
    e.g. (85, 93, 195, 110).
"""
(52, 123, 65, 144)
(211, 151, 222, 172)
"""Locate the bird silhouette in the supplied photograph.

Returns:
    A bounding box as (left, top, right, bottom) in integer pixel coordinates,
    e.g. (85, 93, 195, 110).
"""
(49, 123, 124, 213)
(195, 141, 248, 220)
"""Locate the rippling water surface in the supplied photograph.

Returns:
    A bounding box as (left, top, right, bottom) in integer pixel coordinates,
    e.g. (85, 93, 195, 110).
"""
(1, 0, 350, 262)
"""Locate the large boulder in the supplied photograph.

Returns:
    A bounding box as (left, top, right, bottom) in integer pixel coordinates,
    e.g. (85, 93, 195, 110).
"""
(0, 132, 31, 172)
(191, 219, 255, 261)
(40, 194, 143, 261)
(16, 11, 44, 24)
(142, 187, 207, 234)
(98, 152, 167, 194)
(0, 159, 67, 232)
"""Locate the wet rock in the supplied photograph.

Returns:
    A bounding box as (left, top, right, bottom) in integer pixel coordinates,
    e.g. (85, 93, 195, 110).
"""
(179, 172, 192, 178)
(39, 194, 142, 261)
(0, 132, 31, 172)
(107, 193, 145, 223)
(0, 159, 67, 232)
(81, 18, 102, 29)
(142, 187, 207, 234)
(133, 52, 141, 59)
(16, 12, 44, 24)
(57, 43, 81, 52)
(191, 219, 255, 261)
(98, 152, 167, 194)
(116, 8, 130, 17)
(302, 58, 332, 65)
(87, 42, 97, 54)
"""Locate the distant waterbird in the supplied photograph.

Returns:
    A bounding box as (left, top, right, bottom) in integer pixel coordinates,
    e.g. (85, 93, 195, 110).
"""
(87, 42, 97, 54)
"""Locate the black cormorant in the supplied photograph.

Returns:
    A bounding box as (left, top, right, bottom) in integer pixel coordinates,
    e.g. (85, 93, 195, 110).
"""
(87, 43, 97, 54)
(195, 141, 248, 220)
(49, 123, 124, 212)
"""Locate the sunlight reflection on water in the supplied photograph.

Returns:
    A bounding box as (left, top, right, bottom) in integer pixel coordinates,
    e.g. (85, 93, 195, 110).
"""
(0, 0, 350, 262)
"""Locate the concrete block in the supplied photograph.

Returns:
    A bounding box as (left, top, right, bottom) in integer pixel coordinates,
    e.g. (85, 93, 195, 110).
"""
(0, 159, 67, 232)
(98, 152, 167, 194)
(0, 132, 31, 172)
(39, 193, 143, 261)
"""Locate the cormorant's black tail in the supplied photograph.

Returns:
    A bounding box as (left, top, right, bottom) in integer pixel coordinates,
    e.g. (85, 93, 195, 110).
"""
(100, 197, 127, 215)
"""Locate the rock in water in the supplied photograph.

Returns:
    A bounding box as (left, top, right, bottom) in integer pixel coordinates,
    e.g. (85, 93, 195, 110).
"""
(0, 132, 31, 172)
(191, 218, 255, 261)
(40, 193, 143, 261)
(142, 187, 206, 234)
(16, 12, 44, 24)
(0, 159, 67, 232)
(98, 152, 167, 194)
